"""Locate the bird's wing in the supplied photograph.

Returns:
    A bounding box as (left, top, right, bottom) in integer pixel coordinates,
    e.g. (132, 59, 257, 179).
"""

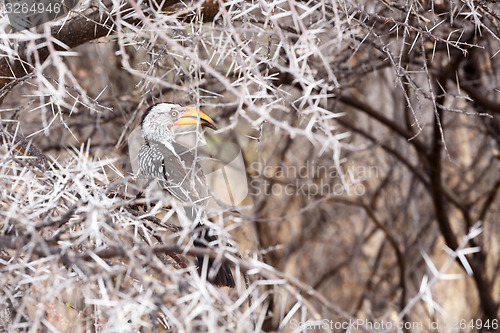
(138, 139, 235, 287)
(171, 141, 209, 203)
(138, 140, 209, 206)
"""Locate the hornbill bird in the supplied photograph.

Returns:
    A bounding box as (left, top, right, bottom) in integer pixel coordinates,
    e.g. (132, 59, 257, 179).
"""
(138, 102, 235, 287)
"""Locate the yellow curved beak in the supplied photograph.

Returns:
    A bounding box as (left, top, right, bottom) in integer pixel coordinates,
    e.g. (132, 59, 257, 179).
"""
(174, 106, 217, 130)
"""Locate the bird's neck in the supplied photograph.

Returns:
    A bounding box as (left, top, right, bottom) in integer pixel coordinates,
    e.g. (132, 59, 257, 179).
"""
(143, 125, 175, 147)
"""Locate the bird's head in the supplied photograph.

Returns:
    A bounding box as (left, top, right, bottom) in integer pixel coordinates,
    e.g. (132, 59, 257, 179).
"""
(141, 103, 217, 141)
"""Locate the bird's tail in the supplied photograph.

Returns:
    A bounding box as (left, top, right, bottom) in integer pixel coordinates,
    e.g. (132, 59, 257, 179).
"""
(193, 223, 235, 288)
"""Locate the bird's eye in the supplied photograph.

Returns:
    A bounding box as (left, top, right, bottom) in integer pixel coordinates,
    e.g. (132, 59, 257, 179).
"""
(170, 111, 178, 118)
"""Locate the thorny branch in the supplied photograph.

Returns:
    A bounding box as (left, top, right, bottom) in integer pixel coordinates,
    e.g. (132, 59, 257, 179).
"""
(1, 0, 500, 331)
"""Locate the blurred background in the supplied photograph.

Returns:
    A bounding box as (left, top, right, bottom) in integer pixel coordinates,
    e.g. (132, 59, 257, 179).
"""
(0, 0, 499, 332)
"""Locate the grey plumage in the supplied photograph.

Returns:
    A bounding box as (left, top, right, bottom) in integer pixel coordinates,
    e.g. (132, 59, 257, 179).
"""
(137, 103, 235, 287)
